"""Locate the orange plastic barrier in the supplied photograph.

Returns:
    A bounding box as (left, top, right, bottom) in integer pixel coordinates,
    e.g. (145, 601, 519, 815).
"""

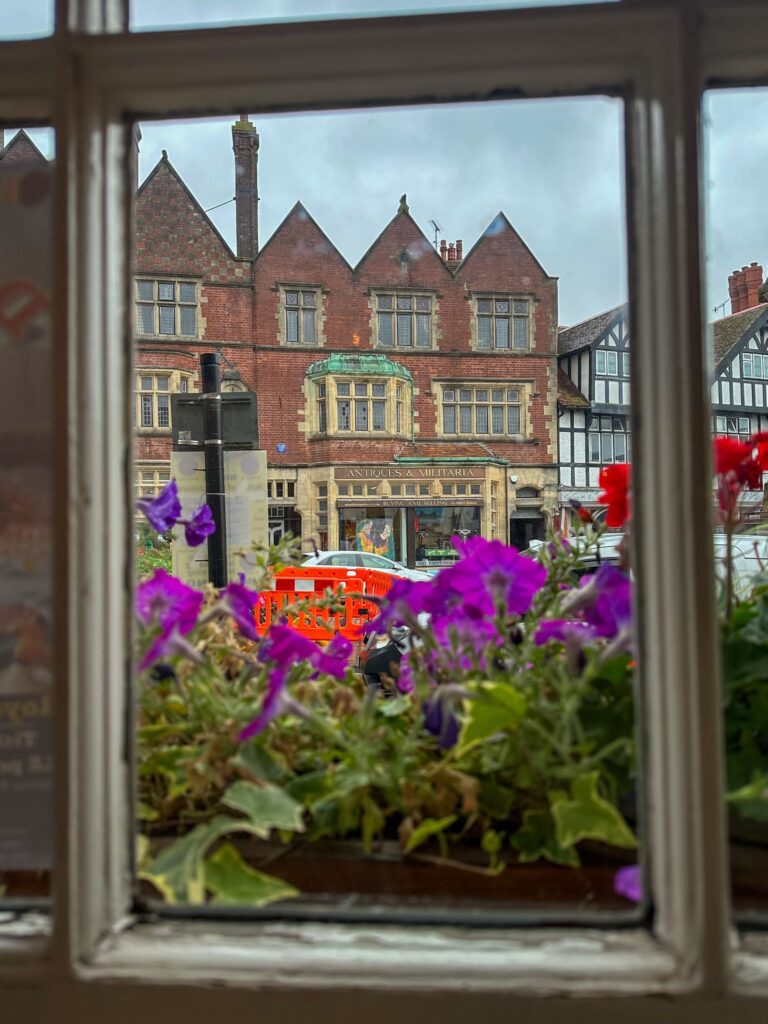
(255, 565, 395, 642)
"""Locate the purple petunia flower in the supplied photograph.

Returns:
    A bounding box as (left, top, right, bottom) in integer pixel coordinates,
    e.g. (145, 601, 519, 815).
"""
(240, 626, 353, 740)
(614, 864, 642, 903)
(258, 623, 351, 680)
(137, 479, 182, 533)
(184, 503, 216, 547)
(441, 536, 547, 617)
(365, 578, 440, 634)
(136, 569, 203, 634)
(135, 570, 204, 671)
(240, 667, 291, 741)
(422, 693, 459, 749)
(534, 619, 600, 647)
(140, 623, 203, 671)
(219, 581, 262, 641)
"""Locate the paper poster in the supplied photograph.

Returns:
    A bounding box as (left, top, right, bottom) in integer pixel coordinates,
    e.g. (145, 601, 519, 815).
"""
(171, 450, 268, 588)
(0, 160, 54, 870)
(356, 517, 396, 559)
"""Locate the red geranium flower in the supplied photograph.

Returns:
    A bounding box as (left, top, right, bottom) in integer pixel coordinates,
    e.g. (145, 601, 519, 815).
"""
(597, 463, 631, 528)
(714, 437, 762, 489)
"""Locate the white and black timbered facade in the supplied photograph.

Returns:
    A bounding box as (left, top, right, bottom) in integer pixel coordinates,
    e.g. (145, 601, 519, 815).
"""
(710, 303, 768, 441)
(557, 297, 768, 520)
(556, 304, 631, 515)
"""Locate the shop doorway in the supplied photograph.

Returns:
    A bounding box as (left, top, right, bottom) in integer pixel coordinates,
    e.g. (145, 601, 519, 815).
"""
(509, 512, 545, 550)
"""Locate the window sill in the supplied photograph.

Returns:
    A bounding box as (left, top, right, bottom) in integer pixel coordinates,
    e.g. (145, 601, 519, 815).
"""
(86, 920, 682, 995)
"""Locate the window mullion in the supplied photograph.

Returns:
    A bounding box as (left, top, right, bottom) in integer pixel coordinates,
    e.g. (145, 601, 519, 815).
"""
(52, 62, 132, 970)
(627, 6, 730, 986)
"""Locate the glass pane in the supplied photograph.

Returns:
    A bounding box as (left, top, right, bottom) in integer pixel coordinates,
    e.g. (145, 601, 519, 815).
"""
(158, 305, 175, 334)
(141, 395, 153, 426)
(137, 304, 154, 334)
(140, 375, 153, 391)
(157, 281, 175, 301)
(302, 308, 316, 343)
(137, 280, 154, 300)
(513, 316, 528, 348)
(416, 313, 430, 347)
(378, 312, 393, 345)
(132, 98, 631, 920)
(179, 306, 196, 336)
(396, 313, 412, 346)
(178, 282, 196, 302)
(157, 395, 170, 428)
(286, 308, 299, 342)
(372, 401, 386, 430)
(355, 402, 369, 430)
(0, 3, 52, 38)
(495, 316, 510, 348)
(705, 86, 768, 922)
(478, 316, 492, 347)
(155, 375, 169, 391)
(131, 0, 620, 32)
(0, 142, 54, 903)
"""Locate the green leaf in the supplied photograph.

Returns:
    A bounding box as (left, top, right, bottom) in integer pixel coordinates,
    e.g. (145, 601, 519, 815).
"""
(222, 780, 305, 837)
(285, 769, 331, 806)
(140, 816, 241, 903)
(232, 742, 285, 783)
(726, 773, 768, 822)
(361, 796, 386, 853)
(204, 843, 299, 907)
(378, 695, 411, 718)
(550, 772, 637, 850)
(404, 815, 457, 855)
(458, 682, 527, 752)
(137, 800, 159, 822)
(511, 809, 580, 867)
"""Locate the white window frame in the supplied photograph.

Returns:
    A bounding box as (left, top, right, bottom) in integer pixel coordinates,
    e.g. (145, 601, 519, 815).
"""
(3, 0, 768, 1015)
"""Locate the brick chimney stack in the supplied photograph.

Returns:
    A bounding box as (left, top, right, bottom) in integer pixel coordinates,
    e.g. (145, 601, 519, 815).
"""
(728, 262, 764, 314)
(232, 114, 259, 260)
(440, 239, 447, 260)
(456, 239, 463, 261)
(439, 239, 464, 266)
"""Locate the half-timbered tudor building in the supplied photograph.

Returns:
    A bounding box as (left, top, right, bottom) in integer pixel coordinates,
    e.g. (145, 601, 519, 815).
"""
(129, 117, 561, 568)
(556, 304, 631, 522)
(557, 262, 768, 524)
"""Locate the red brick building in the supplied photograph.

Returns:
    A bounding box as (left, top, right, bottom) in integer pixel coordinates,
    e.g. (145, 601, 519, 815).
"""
(130, 117, 563, 566)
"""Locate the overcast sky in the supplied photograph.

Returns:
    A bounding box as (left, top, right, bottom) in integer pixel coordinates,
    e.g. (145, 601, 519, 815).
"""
(3, 5, 766, 327)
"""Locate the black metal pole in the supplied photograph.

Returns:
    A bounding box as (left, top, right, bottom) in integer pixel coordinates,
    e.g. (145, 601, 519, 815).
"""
(200, 353, 228, 587)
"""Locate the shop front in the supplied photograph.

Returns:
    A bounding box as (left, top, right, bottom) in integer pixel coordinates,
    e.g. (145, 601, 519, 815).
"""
(333, 463, 498, 569)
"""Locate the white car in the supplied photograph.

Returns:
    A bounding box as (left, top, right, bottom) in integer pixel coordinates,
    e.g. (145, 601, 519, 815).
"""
(301, 550, 432, 583)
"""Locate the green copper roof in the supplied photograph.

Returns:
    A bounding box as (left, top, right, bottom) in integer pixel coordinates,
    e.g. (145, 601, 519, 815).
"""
(306, 353, 412, 381)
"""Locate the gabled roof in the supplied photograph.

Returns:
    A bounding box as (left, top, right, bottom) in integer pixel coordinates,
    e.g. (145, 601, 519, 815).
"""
(256, 200, 353, 270)
(354, 205, 451, 277)
(557, 302, 627, 356)
(137, 152, 236, 260)
(711, 304, 768, 369)
(0, 129, 47, 164)
(557, 368, 590, 409)
(458, 211, 554, 281)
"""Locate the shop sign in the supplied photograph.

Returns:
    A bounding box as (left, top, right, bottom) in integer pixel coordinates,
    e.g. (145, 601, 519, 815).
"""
(335, 465, 486, 480)
(337, 498, 483, 508)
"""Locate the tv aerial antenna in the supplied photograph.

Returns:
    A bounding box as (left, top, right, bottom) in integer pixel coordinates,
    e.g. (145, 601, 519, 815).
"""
(429, 219, 443, 250)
